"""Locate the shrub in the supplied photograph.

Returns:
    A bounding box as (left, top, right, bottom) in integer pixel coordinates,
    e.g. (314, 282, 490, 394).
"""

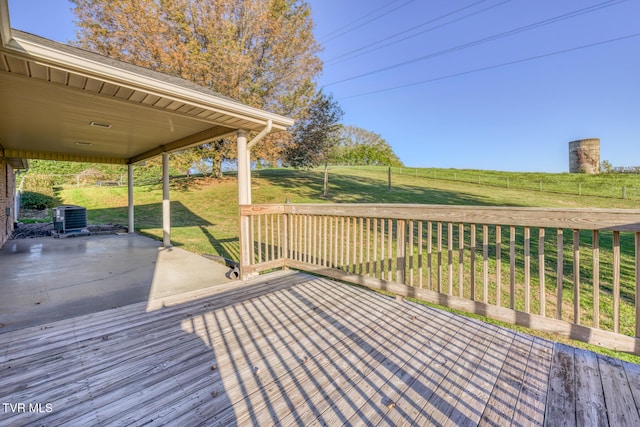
(20, 174, 58, 210)
(20, 191, 58, 210)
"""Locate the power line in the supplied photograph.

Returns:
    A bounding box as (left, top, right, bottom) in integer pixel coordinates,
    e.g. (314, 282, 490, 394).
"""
(338, 32, 640, 100)
(326, 0, 503, 65)
(317, 0, 406, 41)
(320, 0, 418, 44)
(325, 0, 630, 87)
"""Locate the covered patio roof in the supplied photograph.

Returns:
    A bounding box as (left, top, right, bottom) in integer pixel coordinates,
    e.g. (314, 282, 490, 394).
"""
(0, 2, 293, 165)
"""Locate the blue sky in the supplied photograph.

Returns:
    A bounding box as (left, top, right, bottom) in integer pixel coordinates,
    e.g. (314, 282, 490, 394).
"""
(7, 0, 640, 172)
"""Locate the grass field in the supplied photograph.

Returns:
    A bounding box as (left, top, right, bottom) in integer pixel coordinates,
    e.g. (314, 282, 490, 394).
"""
(56, 167, 640, 362)
(350, 165, 640, 201)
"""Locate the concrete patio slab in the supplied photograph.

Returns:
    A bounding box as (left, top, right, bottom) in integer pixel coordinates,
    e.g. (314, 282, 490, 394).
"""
(0, 234, 234, 333)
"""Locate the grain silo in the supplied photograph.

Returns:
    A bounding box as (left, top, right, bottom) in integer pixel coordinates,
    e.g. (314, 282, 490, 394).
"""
(569, 138, 600, 174)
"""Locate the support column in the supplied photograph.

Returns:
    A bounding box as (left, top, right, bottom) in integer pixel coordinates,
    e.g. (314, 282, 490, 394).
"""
(162, 152, 171, 247)
(237, 130, 251, 278)
(127, 164, 134, 234)
(237, 129, 250, 205)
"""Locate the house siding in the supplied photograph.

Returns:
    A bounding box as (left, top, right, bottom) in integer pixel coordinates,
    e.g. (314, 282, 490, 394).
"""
(1, 159, 16, 246)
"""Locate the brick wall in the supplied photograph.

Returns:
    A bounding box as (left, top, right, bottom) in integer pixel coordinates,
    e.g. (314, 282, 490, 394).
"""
(1, 159, 16, 246)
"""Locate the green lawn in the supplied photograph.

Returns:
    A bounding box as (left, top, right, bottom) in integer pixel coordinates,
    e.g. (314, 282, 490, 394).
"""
(56, 167, 640, 363)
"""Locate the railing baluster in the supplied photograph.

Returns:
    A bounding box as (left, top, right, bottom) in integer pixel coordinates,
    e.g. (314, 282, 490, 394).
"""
(496, 225, 502, 307)
(353, 217, 358, 273)
(290, 214, 295, 260)
(276, 215, 284, 258)
(408, 220, 414, 286)
(418, 221, 423, 288)
(340, 217, 345, 269)
(525, 226, 530, 313)
(312, 215, 317, 265)
(592, 230, 599, 328)
(373, 218, 378, 276)
(510, 225, 515, 310)
(366, 218, 371, 275)
(328, 216, 334, 267)
(323, 216, 328, 267)
(459, 224, 464, 297)
(270, 214, 275, 262)
(448, 222, 453, 295)
(471, 224, 476, 300)
(388, 219, 393, 282)
(298, 214, 303, 262)
(397, 219, 406, 284)
(437, 221, 442, 293)
(250, 215, 256, 265)
(427, 221, 432, 290)
(257, 215, 263, 263)
(283, 211, 288, 260)
(556, 229, 563, 320)
(613, 230, 620, 333)
(573, 229, 580, 325)
(483, 224, 489, 304)
(358, 217, 363, 274)
(539, 228, 545, 317)
(380, 219, 385, 279)
(333, 216, 338, 268)
(305, 215, 310, 264)
(345, 217, 351, 272)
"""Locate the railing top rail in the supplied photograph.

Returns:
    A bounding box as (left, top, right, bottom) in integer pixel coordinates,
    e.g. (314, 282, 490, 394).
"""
(241, 203, 640, 231)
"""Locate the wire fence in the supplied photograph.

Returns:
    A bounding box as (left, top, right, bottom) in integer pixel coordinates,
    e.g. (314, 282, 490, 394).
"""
(327, 165, 640, 201)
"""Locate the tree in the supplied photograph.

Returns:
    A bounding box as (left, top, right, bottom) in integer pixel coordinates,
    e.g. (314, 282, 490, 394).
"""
(600, 160, 613, 174)
(331, 125, 403, 167)
(284, 91, 343, 168)
(71, 0, 323, 174)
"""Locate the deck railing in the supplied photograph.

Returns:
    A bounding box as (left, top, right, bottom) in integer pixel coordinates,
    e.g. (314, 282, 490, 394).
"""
(239, 203, 640, 355)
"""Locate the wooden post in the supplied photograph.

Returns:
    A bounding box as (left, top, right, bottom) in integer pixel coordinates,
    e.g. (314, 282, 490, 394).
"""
(237, 129, 251, 278)
(162, 152, 171, 247)
(127, 164, 134, 234)
(388, 167, 391, 192)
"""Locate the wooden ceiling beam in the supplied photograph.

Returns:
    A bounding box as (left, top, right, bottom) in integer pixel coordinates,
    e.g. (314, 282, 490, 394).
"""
(128, 125, 235, 164)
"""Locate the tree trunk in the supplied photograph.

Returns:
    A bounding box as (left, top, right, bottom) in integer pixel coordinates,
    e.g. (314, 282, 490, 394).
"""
(212, 158, 223, 178)
(323, 162, 329, 197)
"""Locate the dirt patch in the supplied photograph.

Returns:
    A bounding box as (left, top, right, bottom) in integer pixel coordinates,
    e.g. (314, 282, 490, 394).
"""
(10, 222, 128, 239)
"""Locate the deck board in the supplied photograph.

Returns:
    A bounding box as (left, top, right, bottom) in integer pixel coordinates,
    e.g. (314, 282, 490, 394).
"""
(2, 270, 640, 426)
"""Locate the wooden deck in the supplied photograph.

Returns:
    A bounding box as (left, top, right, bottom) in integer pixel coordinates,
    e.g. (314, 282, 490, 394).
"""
(1, 270, 640, 426)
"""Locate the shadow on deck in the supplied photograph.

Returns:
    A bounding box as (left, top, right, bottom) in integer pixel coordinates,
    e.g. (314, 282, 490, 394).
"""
(1, 270, 640, 425)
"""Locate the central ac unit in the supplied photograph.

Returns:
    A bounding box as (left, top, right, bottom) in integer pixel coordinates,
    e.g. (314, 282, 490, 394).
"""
(53, 205, 88, 233)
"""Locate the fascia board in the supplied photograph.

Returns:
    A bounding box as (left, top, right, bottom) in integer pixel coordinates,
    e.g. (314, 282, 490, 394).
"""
(6, 35, 294, 130)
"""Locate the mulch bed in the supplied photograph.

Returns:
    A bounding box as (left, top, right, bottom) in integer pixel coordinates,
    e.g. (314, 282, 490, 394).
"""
(10, 222, 127, 239)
